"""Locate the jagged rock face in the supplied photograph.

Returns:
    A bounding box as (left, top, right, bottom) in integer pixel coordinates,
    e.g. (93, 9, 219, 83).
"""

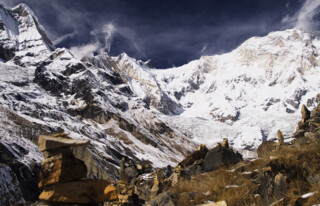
(0, 142, 41, 204)
(0, 164, 24, 205)
(114, 53, 183, 115)
(0, 4, 194, 205)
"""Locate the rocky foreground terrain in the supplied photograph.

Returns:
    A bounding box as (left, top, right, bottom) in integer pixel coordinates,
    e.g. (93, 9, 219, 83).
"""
(0, 3, 320, 206)
(12, 95, 320, 206)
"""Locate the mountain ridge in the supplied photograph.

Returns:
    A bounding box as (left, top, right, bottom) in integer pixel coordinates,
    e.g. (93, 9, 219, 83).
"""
(0, 3, 319, 205)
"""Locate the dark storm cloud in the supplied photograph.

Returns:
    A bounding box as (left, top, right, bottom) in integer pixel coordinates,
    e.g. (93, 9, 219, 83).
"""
(0, 0, 310, 68)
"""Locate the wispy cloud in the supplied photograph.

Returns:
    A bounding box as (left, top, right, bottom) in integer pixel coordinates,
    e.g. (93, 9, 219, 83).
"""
(90, 22, 146, 57)
(91, 23, 116, 53)
(69, 42, 99, 59)
(201, 43, 208, 53)
(282, 0, 320, 31)
(53, 31, 77, 45)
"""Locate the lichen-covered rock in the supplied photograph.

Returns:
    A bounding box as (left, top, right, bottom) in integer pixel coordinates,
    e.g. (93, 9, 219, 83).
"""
(104, 184, 118, 202)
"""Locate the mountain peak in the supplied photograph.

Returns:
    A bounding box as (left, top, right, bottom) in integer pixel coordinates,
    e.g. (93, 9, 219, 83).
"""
(0, 3, 54, 63)
(13, 3, 35, 17)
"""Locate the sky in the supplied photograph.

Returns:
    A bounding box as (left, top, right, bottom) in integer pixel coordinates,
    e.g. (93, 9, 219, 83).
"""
(2, 0, 320, 68)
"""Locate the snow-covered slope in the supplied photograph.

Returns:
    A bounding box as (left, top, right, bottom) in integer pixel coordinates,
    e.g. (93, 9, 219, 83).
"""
(0, 4, 194, 205)
(0, 3, 54, 64)
(116, 28, 320, 150)
(0, 3, 319, 205)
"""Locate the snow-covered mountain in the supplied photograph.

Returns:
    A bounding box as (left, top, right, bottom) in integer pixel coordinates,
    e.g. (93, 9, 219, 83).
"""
(114, 28, 320, 150)
(0, 3, 319, 205)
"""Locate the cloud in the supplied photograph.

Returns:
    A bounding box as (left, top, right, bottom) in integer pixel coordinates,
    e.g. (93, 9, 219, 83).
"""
(282, 0, 320, 31)
(69, 42, 99, 59)
(201, 43, 208, 53)
(90, 22, 146, 57)
(53, 31, 78, 45)
(68, 21, 145, 60)
(2, 0, 300, 68)
(101, 23, 116, 53)
(91, 23, 116, 53)
(1, 0, 19, 7)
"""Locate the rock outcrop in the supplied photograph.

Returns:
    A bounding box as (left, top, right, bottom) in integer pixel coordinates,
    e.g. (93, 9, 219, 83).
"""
(150, 169, 164, 200)
(148, 192, 176, 206)
(0, 141, 41, 205)
(294, 102, 320, 143)
(202, 143, 243, 172)
(37, 134, 112, 204)
(38, 133, 90, 152)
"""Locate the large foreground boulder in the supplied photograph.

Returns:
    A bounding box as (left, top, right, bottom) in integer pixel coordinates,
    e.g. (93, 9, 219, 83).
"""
(38, 133, 114, 204)
(39, 179, 110, 204)
(38, 147, 87, 188)
(202, 144, 243, 172)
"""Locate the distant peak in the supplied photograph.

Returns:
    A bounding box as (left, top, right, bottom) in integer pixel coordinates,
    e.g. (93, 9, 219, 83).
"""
(13, 3, 36, 17)
(116, 52, 152, 68)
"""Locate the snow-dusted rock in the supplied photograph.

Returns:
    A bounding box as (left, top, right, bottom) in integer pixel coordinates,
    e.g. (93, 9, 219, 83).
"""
(0, 3, 320, 205)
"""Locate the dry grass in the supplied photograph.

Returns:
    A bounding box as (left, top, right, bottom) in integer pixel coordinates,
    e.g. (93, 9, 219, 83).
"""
(169, 140, 320, 206)
(267, 143, 320, 205)
(170, 168, 258, 206)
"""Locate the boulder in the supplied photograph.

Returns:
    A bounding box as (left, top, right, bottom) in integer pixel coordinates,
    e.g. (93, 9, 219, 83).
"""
(149, 192, 175, 206)
(104, 184, 118, 202)
(178, 144, 208, 168)
(130, 173, 154, 202)
(273, 173, 287, 200)
(256, 172, 274, 205)
(38, 134, 90, 152)
(38, 148, 87, 187)
(150, 169, 164, 200)
(202, 145, 242, 172)
(277, 130, 284, 145)
(171, 173, 179, 187)
(311, 104, 320, 118)
(197, 200, 227, 206)
(39, 179, 110, 204)
(125, 166, 139, 182)
(301, 104, 311, 121)
(222, 138, 229, 148)
(186, 164, 202, 176)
